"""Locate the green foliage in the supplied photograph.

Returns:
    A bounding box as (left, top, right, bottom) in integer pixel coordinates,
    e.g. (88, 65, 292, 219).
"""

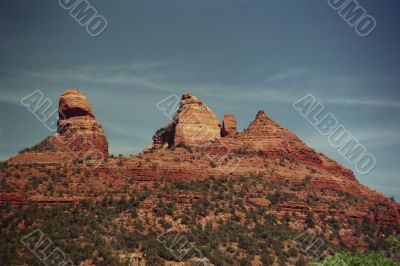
(1, 168, 398, 266)
(210, 161, 217, 168)
(152, 127, 170, 144)
(308, 252, 400, 266)
(1, 176, 13, 192)
(268, 191, 297, 205)
(388, 236, 400, 259)
(173, 180, 210, 192)
(305, 211, 316, 228)
(261, 253, 275, 265)
(0, 161, 8, 171)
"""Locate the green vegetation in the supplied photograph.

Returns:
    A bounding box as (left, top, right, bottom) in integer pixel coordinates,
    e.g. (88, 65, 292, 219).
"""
(267, 190, 298, 205)
(0, 164, 399, 265)
(0, 161, 8, 171)
(152, 127, 165, 142)
(308, 251, 399, 266)
(0, 200, 280, 265)
(309, 236, 400, 265)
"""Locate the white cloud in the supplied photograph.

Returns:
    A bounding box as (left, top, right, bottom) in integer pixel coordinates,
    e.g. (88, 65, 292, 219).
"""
(302, 128, 400, 151)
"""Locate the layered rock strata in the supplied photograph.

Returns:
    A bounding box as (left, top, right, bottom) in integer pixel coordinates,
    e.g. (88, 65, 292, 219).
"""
(8, 89, 108, 164)
(153, 93, 221, 147)
(221, 113, 239, 137)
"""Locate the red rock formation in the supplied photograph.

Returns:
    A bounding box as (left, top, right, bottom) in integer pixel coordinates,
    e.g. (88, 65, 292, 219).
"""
(58, 89, 95, 119)
(318, 153, 356, 180)
(4, 91, 399, 231)
(52, 89, 108, 157)
(0, 192, 28, 205)
(153, 93, 221, 147)
(219, 110, 322, 166)
(8, 89, 108, 164)
(275, 201, 310, 211)
(221, 113, 239, 137)
(7, 151, 71, 164)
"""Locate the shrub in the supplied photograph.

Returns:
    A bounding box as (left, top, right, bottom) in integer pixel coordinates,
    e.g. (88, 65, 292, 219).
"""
(0, 161, 8, 170)
(308, 252, 399, 266)
(288, 247, 297, 257)
(159, 219, 172, 229)
(176, 143, 193, 153)
(128, 176, 136, 184)
(261, 253, 275, 265)
(305, 211, 315, 228)
(239, 256, 252, 266)
(226, 245, 235, 253)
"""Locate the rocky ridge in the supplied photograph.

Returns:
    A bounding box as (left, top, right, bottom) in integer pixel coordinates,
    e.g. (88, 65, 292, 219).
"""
(1, 89, 399, 257)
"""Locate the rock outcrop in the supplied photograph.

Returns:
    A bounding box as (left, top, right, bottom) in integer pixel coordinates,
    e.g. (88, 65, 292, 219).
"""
(52, 89, 109, 157)
(2, 90, 399, 257)
(221, 113, 239, 137)
(151, 97, 356, 180)
(153, 93, 221, 147)
(9, 89, 108, 164)
(238, 110, 323, 165)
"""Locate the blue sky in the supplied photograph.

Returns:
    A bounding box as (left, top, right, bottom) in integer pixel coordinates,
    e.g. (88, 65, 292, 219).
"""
(0, 0, 399, 200)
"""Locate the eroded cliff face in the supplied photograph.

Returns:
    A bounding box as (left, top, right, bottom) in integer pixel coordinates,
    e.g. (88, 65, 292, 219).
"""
(4, 91, 399, 232)
(152, 100, 333, 174)
(53, 89, 108, 156)
(153, 93, 221, 147)
(221, 113, 239, 137)
(8, 89, 108, 164)
(227, 110, 324, 167)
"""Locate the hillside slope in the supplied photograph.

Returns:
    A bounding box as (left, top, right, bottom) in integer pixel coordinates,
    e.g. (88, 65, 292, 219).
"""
(1, 90, 399, 266)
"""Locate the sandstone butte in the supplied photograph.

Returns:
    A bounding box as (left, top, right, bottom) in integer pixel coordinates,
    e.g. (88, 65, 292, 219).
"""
(2, 89, 400, 231)
(8, 89, 108, 164)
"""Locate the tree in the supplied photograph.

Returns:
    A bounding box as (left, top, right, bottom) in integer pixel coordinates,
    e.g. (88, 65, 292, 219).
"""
(388, 236, 400, 260)
(261, 252, 275, 265)
(308, 252, 399, 266)
(305, 211, 315, 228)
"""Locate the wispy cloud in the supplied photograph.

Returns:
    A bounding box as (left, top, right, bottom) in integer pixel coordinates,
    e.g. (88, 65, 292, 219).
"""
(319, 97, 400, 107)
(206, 71, 400, 108)
(2, 64, 399, 108)
(263, 68, 310, 82)
(303, 129, 400, 151)
(22, 61, 178, 93)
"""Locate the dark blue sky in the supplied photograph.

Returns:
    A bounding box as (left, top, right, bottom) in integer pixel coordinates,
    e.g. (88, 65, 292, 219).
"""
(0, 0, 399, 200)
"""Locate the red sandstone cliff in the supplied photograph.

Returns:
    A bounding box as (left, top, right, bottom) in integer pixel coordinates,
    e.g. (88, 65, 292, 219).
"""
(8, 89, 108, 164)
(152, 93, 221, 147)
(3, 91, 399, 229)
